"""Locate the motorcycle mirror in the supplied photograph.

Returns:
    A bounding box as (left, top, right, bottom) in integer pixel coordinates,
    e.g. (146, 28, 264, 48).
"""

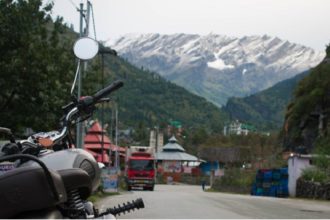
(38, 138, 54, 148)
(0, 127, 12, 135)
(73, 37, 99, 60)
(0, 127, 15, 143)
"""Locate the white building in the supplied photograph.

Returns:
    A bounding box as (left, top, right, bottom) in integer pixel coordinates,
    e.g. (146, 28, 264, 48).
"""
(288, 154, 313, 197)
(225, 120, 256, 136)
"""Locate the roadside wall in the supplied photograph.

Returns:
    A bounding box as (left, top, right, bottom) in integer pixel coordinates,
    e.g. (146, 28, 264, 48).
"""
(296, 178, 330, 200)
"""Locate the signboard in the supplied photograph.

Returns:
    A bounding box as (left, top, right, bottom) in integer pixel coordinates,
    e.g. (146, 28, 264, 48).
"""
(183, 166, 192, 174)
(163, 161, 182, 173)
(215, 169, 225, 177)
(101, 168, 118, 192)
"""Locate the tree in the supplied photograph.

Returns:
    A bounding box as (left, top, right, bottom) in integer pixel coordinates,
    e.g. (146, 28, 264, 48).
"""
(0, 0, 77, 133)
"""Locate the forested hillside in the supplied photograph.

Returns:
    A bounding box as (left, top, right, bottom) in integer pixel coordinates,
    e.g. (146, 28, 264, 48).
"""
(283, 46, 330, 153)
(98, 55, 228, 133)
(223, 71, 310, 131)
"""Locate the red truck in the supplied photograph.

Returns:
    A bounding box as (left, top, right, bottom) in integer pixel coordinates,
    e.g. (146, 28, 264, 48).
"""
(125, 146, 156, 191)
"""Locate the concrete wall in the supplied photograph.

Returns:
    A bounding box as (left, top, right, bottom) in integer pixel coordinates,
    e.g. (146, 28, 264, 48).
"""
(288, 156, 312, 197)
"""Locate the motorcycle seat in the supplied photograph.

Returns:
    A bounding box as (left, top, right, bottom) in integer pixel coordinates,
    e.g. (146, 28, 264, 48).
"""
(0, 166, 67, 218)
(58, 168, 92, 199)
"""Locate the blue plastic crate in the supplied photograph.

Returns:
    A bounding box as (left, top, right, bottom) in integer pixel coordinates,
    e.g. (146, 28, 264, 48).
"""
(280, 168, 288, 175)
(262, 182, 272, 188)
(280, 179, 288, 186)
(264, 171, 273, 180)
(251, 183, 257, 195)
(276, 185, 289, 197)
(272, 172, 281, 180)
(272, 181, 280, 186)
(263, 188, 271, 196)
(256, 188, 264, 196)
(269, 186, 277, 197)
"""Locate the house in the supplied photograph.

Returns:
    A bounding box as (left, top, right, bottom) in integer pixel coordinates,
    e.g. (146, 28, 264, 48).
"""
(199, 146, 251, 168)
(224, 120, 256, 136)
(84, 121, 125, 166)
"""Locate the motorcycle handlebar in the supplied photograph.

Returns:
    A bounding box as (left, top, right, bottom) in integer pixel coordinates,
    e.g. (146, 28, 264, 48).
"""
(28, 80, 124, 146)
(92, 80, 123, 105)
(76, 80, 123, 115)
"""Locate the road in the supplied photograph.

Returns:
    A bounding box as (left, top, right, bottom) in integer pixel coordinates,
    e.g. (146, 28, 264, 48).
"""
(97, 184, 330, 219)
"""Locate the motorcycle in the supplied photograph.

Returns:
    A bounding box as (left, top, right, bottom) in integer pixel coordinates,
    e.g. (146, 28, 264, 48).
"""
(0, 80, 145, 218)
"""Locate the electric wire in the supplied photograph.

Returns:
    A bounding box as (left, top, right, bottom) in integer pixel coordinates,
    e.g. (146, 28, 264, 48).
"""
(68, 0, 80, 10)
(71, 61, 81, 95)
(90, 3, 97, 40)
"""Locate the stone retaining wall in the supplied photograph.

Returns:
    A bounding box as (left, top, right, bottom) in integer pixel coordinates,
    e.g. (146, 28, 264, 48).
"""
(296, 178, 330, 200)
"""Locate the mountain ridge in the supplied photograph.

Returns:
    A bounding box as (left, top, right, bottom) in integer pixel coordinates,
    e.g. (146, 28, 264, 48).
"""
(109, 33, 325, 107)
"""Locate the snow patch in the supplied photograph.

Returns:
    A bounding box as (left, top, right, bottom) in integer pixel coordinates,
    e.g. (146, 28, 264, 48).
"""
(242, 69, 247, 75)
(207, 59, 235, 70)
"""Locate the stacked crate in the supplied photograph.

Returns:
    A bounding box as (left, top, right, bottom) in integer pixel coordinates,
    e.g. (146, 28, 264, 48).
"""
(251, 168, 288, 197)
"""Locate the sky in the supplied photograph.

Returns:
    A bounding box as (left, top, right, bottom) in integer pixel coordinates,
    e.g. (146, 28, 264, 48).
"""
(45, 0, 330, 51)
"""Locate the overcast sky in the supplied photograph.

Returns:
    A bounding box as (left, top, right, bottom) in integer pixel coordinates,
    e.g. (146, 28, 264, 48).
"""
(46, 0, 330, 51)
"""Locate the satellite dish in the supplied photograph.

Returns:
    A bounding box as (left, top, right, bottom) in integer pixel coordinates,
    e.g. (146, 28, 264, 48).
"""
(73, 37, 99, 60)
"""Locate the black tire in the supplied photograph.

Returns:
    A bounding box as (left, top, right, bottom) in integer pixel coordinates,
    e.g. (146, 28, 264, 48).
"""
(127, 185, 132, 191)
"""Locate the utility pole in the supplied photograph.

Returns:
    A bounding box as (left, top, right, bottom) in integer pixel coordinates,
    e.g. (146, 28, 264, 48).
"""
(115, 103, 119, 171)
(101, 52, 105, 163)
(109, 107, 114, 168)
(99, 47, 116, 163)
(75, 3, 84, 149)
(76, 1, 92, 148)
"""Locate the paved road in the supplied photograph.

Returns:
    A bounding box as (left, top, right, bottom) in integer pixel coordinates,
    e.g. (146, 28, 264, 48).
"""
(97, 184, 330, 219)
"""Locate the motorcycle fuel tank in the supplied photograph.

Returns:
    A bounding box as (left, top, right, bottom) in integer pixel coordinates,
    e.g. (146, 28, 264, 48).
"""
(22, 149, 101, 192)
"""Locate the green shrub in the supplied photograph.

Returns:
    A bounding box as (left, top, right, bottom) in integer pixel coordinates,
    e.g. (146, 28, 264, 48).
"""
(314, 137, 330, 172)
(301, 167, 328, 183)
(212, 168, 255, 193)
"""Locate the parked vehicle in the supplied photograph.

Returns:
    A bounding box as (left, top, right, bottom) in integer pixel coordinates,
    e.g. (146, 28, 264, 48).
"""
(0, 80, 145, 218)
(125, 146, 156, 191)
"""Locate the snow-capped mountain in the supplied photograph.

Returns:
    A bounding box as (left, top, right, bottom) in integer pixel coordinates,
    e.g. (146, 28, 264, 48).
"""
(109, 33, 325, 106)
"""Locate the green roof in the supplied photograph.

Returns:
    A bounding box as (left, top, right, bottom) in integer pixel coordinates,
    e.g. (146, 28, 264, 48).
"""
(241, 124, 256, 131)
(169, 120, 182, 128)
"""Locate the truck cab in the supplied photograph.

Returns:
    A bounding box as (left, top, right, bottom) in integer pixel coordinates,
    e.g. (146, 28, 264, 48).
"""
(126, 146, 155, 191)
